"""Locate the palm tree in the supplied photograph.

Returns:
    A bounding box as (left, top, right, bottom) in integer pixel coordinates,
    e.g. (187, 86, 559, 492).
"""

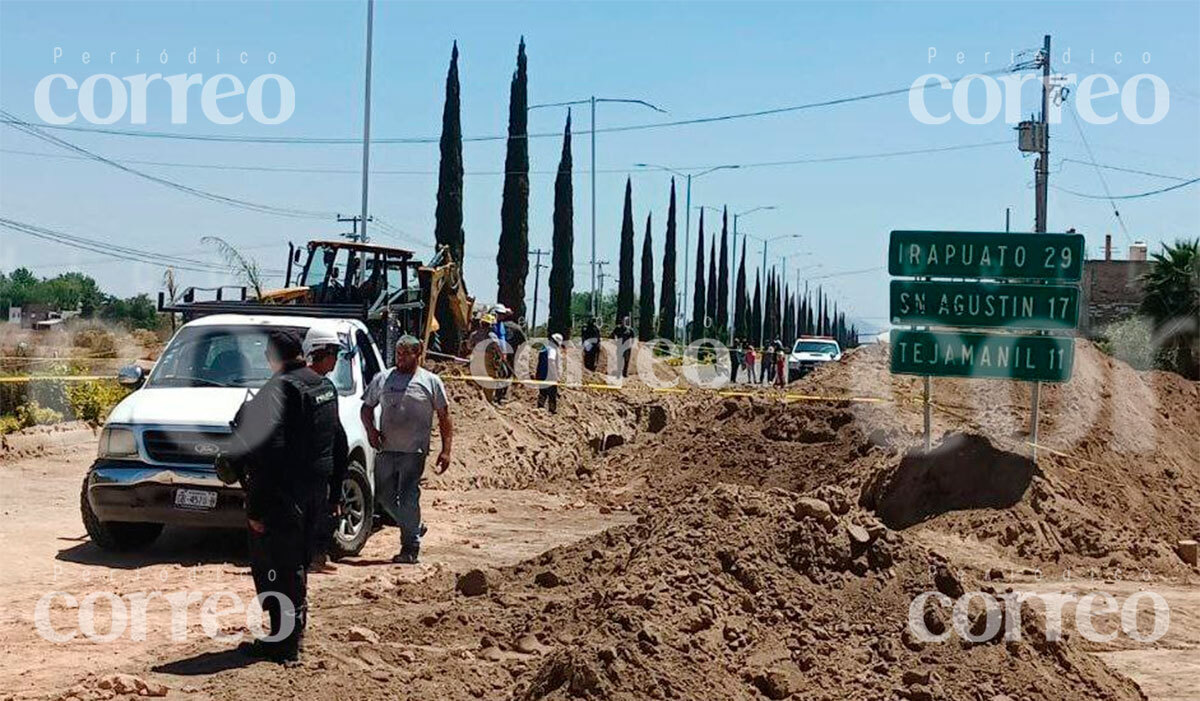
(1140, 238, 1199, 379)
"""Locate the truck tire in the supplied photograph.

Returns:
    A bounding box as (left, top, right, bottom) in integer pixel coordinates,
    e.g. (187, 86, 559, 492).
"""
(330, 460, 373, 559)
(80, 476, 163, 551)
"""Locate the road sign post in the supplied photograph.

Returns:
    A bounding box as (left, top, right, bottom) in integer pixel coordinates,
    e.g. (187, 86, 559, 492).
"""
(887, 230, 1083, 455)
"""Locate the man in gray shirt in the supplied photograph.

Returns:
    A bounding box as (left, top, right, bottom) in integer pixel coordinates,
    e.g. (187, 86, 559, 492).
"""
(360, 335, 453, 564)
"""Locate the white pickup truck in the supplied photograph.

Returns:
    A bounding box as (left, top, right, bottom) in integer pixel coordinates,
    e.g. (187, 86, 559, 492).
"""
(81, 313, 384, 556)
(787, 336, 843, 382)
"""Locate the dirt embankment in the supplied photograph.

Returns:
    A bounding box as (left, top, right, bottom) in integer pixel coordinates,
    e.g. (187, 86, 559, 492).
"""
(36, 338, 1200, 700)
(164, 485, 1145, 701)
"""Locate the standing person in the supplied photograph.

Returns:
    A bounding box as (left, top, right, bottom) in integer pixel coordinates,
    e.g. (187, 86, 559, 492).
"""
(490, 305, 513, 405)
(612, 315, 635, 378)
(729, 338, 743, 384)
(774, 344, 787, 387)
(302, 327, 350, 575)
(360, 335, 453, 564)
(222, 329, 340, 664)
(581, 318, 601, 372)
(759, 341, 774, 384)
(745, 345, 757, 385)
(536, 333, 564, 414)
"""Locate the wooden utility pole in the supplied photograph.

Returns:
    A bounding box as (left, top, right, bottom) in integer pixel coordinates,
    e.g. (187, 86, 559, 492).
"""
(529, 248, 548, 330)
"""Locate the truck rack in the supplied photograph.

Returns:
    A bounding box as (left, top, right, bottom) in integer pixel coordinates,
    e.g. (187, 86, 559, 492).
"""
(158, 287, 367, 322)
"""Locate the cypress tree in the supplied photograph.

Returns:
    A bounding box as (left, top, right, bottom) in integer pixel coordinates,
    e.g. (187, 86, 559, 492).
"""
(764, 271, 774, 342)
(617, 178, 636, 322)
(547, 111, 574, 337)
(716, 207, 730, 339)
(434, 42, 465, 351)
(751, 271, 762, 346)
(706, 238, 717, 334)
(496, 37, 530, 318)
(657, 179, 678, 341)
(690, 211, 706, 341)
(783, 285, 793, 343)
(733, 240, 747, 340)
(435, 41, 465, 267)
(638, 213, 655, 341)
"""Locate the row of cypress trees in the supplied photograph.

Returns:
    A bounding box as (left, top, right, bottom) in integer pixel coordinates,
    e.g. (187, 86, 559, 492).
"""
(431, 39, 857, 348)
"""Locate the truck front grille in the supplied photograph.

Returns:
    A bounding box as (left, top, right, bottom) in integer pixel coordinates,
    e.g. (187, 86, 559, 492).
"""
(142, 430, 229, 466)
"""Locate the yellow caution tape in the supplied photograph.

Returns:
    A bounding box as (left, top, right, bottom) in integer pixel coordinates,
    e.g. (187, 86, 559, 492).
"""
(0, 375, 112, 383)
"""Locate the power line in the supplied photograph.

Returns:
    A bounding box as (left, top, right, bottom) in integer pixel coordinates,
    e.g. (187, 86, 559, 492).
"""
(2, 139, 1011, 178)
(1065, 104, 1130, 243)
(1051, 178, 1200, 200)
(0, 67, 1018, 146)
(1057, 157, 1194, 182)
(0, 110, 336, 220)
(0, 216, 284, 276)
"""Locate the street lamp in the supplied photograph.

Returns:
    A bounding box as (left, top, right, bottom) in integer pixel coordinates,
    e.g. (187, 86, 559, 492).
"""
(531, 97, 667, 318)
(741, 232, 802, 345)
(633, 163, 739, 335)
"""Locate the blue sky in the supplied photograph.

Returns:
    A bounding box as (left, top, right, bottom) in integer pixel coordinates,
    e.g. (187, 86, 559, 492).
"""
(1, 0, 1197, 332)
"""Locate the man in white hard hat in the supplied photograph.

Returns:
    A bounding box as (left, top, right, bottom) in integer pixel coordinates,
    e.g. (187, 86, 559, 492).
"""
(302, 326, 349, 573)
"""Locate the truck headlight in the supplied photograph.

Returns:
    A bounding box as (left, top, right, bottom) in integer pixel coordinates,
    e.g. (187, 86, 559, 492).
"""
(98, 427, 138, 460)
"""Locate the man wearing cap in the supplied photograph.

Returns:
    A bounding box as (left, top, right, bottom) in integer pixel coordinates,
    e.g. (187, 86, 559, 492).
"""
(302, 327, 350, 574)
(536, 333, 564, 414)
(226, 328, 340, 663)
(360, 335, 453, 564)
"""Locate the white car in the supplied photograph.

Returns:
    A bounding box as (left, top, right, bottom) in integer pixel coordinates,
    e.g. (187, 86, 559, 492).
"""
(82, 313, 383, 556)
(787, 336, 843, 381)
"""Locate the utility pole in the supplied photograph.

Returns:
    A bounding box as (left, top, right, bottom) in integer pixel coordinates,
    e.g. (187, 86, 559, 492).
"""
(595, 260, 612, 323)
(1035, 34, 1051, 236)
(358, 0, 375, 243)
(590, 96, 597, 317)
(337, 214, 373, 242)
(529, 248, 548, 330)
(1031, 34, 1051, 462)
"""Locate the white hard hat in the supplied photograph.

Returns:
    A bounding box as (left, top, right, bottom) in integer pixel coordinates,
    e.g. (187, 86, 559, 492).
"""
(303, 327, 342, 356)
(492, 303, 511, 315)
(551, 333, 564, 346)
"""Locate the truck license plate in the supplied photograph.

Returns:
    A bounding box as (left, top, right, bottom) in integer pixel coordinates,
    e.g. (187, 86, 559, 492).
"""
(174, 489, 218, 510)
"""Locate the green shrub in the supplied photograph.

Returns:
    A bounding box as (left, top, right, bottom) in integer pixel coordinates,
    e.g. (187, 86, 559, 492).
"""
(0, 415, 23, 434)
(65, 380, 129, 423)
(15, 401, 63, 427)
(1098, 316, 1156, 370)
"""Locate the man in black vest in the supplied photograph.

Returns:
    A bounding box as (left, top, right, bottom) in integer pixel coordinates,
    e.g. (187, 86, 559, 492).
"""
(225, 328, 340, 664)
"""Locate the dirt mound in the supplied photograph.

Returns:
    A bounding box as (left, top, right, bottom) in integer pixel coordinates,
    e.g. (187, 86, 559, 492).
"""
(791, 340, 1198, 573)
(180, 484, 1143, 700)
(863, 433, 1037, 530)
(426, 357, 685, 491)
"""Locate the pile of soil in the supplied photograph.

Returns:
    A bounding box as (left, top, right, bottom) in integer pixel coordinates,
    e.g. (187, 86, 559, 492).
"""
(183, 484, 1143, 700)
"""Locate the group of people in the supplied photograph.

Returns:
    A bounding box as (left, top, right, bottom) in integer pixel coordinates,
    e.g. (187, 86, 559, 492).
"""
(729, 338, 790, 386)
(581, 315, 635, 378)
(220, 328, 451, 665)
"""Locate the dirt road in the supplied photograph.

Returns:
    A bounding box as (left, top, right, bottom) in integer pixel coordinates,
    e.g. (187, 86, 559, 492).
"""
(0, 444, 630, 699)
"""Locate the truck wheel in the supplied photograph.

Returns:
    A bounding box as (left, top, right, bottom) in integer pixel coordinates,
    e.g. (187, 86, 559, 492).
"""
(330, 461, 373, 559)
(79, 476, 163, 551)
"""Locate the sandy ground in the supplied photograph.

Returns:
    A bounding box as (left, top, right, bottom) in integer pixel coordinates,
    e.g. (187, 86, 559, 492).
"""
(0, 444, 631, 700)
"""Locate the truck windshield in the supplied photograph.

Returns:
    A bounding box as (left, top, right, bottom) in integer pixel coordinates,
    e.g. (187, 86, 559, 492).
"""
(147, 325, 300, 389)
(793, 341, 839, 355)
(148, 325, 357, 391)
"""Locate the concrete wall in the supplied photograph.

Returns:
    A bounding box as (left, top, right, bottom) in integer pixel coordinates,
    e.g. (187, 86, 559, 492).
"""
(1080, 259, 1151, 335)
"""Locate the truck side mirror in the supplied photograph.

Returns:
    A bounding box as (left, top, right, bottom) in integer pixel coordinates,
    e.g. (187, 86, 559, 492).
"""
(294, 248, 303, 264)
(117, 365, 145, 389)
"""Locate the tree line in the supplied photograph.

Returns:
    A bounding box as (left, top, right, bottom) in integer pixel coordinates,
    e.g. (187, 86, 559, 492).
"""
(0, 268, 159, 330)
(431, 38, 857, 349)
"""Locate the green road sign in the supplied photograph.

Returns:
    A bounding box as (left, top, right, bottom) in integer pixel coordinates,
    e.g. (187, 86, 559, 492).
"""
(888, 230, 1085, 281)
(890, 280, 1080, 330)
(889, 329, 1075, 382)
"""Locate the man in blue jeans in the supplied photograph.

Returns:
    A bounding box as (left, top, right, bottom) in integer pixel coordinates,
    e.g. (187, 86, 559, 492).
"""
(360, 335, 453, 564)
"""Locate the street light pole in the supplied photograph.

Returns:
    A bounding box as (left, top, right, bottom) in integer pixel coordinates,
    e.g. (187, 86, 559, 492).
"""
(529, 96, 666, 319)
